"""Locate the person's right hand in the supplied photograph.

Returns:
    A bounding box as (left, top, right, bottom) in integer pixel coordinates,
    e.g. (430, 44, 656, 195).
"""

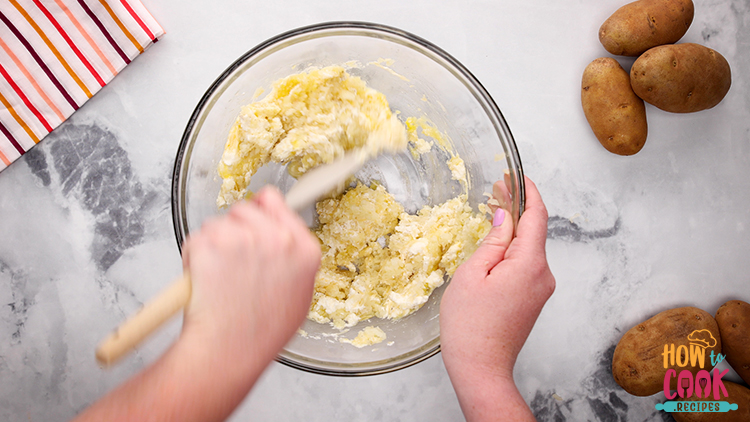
(181, 187, 321, 373)
(75, 188, 322, 422)
(440, 176, 555, 421)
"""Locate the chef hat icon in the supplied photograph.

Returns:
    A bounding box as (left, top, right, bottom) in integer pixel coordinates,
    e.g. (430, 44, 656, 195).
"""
(687, 329, 718, 348)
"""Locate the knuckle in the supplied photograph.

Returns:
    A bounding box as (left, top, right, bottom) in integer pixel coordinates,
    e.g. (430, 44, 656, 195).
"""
(540, 207, 550, 223)
(544, 274, 556, 297)
(201, 219, 226, 243)
(278, 228, 294, 251)
(481, 233, 508, 249)
(229, 201, 254, 219)
(482, 234, 502, 247)
(303, 234, 322, 262)
(202, 216, 222, 231)
(230, 228, 253, 253)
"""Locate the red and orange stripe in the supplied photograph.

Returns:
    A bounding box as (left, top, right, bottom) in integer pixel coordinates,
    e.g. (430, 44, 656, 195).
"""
(32, 0, 106, 87)
(97, 0, 143, 53)
(0, 90, 41, 144)
(120, 0, 156, 41)
(54, 0, 118, 76)
(0, 62, 53, 132)
(0, 9, 79, 111)
(9, 0, 94, 98)
(0, 0, 163, 170)
(0, 148, 11, 167)
(0, 37, 66, 122)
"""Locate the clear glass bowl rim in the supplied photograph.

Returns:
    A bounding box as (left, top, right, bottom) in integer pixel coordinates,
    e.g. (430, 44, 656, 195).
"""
(171, 21, 525, 377)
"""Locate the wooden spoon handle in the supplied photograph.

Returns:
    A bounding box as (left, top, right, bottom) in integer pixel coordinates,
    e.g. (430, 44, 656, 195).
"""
(95, 274, 192, 366)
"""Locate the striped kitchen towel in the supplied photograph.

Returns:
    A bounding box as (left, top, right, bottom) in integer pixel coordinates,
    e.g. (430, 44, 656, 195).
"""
(0, 0, 163, 171)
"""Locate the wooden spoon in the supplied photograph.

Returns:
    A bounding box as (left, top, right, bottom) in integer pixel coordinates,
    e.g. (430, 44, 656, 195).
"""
(95, 151, 367, 366)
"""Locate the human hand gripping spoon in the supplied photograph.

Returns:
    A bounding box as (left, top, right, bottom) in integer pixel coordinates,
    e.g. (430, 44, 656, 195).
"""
(95, 151, 368, 366)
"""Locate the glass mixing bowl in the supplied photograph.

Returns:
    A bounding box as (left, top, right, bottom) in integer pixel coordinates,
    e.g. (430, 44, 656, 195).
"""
(171, 22, 524, 376)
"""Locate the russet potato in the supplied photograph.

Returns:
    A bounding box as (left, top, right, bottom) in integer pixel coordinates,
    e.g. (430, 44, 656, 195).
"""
(612, 307, 721, 396)
(630, 43, 731, 113)
(582, 57, 648, 155)
(599, 0, 694, 56)
(715, 300, 750, 385)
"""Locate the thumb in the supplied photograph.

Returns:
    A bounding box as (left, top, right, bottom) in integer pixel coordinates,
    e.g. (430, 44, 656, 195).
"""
(468, 208, 514, 271)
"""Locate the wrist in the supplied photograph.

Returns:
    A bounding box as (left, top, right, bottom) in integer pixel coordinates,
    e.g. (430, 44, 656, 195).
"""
(442, 339, 516, 386)
(141, 325, 269, 422)
(178, 319, 270, 386)
(75, 319, 270, 422)
(444, 357, 535, 422)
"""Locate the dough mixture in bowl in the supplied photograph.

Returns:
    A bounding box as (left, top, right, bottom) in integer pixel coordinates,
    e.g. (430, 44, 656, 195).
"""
(311, 183, 490, 329)
(217, 65, 407, 208)
(218, 64, 491, 345)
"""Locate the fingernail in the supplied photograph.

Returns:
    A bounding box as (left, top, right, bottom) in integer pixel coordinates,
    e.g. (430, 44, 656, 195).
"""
(493, 208, 506, 227)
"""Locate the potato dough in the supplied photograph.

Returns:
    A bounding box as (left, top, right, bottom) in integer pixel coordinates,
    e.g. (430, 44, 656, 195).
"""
(217, 65, 407, 207)
(218, 65, 492, 345)
(582, 57, 648, 156)
(612, 306, 722, 396)
(715, 300, 750, 385)
(630, 43, 732, 113)
(309, 183, 490, 329)
(599, 0, 694, 56)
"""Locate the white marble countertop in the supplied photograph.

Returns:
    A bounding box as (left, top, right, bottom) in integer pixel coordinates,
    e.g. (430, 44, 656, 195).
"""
(1, 0, 749, 420)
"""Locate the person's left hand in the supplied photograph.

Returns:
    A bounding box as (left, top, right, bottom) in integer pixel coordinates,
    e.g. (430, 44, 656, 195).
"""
(440, 177, 555, 421)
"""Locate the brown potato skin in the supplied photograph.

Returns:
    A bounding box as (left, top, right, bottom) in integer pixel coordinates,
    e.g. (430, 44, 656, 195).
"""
(630, 43, 732, 113)
(582, 57, 647, 156)
(672, 381, 750, 422)
(599, 0, 694, 56)
(612, 307, 721, 397)
(715, 300, 750, 385)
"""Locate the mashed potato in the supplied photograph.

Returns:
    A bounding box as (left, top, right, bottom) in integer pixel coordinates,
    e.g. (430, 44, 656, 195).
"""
(340, 326, 387, 348)
(217, 65, 407, 207)
(218, 65, 491, 345)
(309, 183, 490, 329)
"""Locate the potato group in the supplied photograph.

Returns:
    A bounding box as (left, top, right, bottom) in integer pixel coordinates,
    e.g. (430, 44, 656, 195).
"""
(613, 301, 750, 420)
(582, 58, 647, 155)
(583, 0, 731, 155)
(715, 300, 750, 385)
(631, 43, 732, 113)
(612, 307, 721, 396)
(599, 0, 694, 56)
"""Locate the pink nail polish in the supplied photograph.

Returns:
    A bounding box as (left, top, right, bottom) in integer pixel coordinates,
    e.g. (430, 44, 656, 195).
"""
(493, 208, 506, 227)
